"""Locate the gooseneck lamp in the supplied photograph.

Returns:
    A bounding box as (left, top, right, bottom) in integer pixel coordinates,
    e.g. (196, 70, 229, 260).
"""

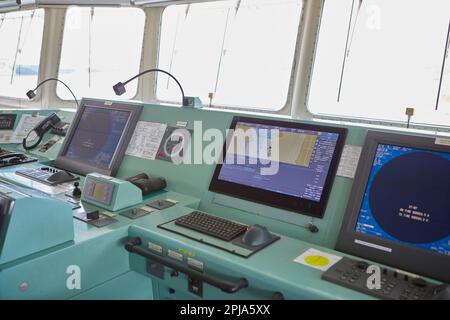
(113, 68, 193, 107)
(26, 78, 79, 108)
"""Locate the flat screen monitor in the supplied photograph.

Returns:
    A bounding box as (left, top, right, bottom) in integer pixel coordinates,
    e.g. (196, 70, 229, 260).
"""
(209, 116, 347, 218)
(54, 98, 143, 176)
(336, 131, 450, 283)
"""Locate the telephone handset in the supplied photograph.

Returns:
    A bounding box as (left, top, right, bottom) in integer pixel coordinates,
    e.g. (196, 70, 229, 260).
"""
(22, 113, 63, 150)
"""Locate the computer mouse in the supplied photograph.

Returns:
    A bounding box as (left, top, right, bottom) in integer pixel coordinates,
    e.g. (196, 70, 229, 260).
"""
(47, 170, 75, 183)
(241, 224, 272, 247)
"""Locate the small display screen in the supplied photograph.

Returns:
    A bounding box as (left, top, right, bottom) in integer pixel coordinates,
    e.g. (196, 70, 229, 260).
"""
(84, 180, 114, 206)
(356, 144, 450, 256)
(63, 106, 131, 170)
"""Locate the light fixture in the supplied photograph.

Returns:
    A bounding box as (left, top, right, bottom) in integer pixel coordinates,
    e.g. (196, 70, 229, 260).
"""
(113, 68, 200, 107)
(26, 78, 79, 108)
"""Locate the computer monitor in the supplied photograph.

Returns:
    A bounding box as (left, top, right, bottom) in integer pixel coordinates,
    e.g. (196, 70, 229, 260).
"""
(54, 98, 143, 176)
(209, 116, 347, 218)
(336, 131, 450, 283)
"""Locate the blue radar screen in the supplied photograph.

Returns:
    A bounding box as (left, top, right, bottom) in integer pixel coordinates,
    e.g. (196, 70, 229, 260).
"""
(356, 144, 450, 255)
(65, 106, 131, 169)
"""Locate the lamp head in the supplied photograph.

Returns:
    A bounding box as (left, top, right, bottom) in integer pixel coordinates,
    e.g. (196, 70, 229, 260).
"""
(26, 90, 36, 99)
(113, 82, 126, 96)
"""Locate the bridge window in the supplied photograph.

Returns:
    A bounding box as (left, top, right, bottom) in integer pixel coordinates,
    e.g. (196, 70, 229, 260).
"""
(157, 0, 303, 111)
(57, 7, 145, 101)
(308, 0, 450, 128)
(0, 9, 45, 99)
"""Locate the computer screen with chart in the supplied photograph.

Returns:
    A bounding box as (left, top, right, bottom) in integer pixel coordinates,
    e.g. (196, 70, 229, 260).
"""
(55, 99, 143, 176)
(336, 131, 450, 283)
(209, 117, 347, 218)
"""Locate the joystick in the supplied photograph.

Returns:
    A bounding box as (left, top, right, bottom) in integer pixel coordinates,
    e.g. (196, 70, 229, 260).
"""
(72, 182, 82, 198)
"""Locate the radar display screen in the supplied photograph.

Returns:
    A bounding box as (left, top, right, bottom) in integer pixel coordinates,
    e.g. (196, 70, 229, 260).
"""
(63, 106, 131, 170)
(356, 144, 450, 256)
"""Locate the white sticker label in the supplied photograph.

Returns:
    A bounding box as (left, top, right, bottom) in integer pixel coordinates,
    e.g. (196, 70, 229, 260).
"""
(187, 257, 204, 270)
(293, 248, 342, 271)
(435, 137, 450, 147)
(148, 242, 163, 254)
(168, 250, 183, 261)
(337, 145, 362, 179)
(176, 121, 188, 128)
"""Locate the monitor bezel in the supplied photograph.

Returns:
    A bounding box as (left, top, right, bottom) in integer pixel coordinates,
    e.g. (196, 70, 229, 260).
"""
(209, 116, 348, 218)
(54, 98, 143, 177)
(336, 130, 450, 283)
(0, 193, 14, 253)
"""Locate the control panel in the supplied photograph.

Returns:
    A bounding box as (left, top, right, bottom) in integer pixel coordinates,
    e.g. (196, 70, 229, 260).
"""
(322, 257, 443, 300)
(82, 173, 143, 211)
(0, 114, 17, 130)
(0, 148, 37, 168)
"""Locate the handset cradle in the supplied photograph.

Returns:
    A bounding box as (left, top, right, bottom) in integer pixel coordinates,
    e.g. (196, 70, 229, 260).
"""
(22, 113, 65, 150)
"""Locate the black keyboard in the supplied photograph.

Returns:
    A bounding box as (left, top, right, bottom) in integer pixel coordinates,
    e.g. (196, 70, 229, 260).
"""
(175, 211, 247, 241)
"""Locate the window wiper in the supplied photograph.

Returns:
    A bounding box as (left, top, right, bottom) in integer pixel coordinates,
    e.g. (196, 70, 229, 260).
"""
(88, 7, 94, 89)
(10, 11, 36, 84)
(166, 4, 190, 90)
(435, 20, 450, 111)
(235, 0, 242, 14)
(337, 0, 363, 102)
(0, 14, 5, 31)
(10, 16, 24, 85)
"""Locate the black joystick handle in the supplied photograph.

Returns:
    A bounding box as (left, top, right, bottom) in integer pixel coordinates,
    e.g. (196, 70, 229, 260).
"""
(72, 182, 82, 198)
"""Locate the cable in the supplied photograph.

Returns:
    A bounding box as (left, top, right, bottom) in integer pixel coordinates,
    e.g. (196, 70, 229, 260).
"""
(88, 7, 94, 89)
(10, 10, 38, 85)
(22, 129, 43, 150)
(337, 0, 364, 102)
(10, 15, 24, 84)
(435, 20, 450, 111)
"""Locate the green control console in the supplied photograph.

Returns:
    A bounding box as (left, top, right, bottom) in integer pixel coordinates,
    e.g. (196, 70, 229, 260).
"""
(0, 183, 74, 265)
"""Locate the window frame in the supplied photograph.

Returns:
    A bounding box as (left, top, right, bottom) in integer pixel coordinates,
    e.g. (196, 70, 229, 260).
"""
(0, 8, 46, 102)
(154, 0, 306, 114)
(305, 1, 450, 133)
(55, 5, 147, 104)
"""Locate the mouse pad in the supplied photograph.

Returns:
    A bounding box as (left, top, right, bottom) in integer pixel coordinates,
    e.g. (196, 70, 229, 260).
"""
(158, 217, 280, 258)
(231, 234, 280, 252)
